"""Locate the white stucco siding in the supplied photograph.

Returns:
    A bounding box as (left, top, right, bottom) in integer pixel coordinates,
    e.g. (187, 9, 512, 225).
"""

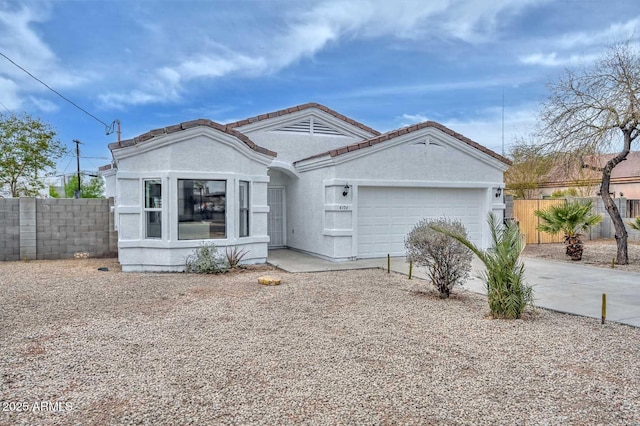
(116, 134, 268, 175)
(111, 129, 273, 272)
(281, 166, 334, 257)
(332, 137, 504, 183)
(288, 131, 507, 260)
(245, 131, 361, 163)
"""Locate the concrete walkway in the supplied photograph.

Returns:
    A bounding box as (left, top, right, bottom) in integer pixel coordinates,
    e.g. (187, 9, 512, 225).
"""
(267, 249, 640, 327)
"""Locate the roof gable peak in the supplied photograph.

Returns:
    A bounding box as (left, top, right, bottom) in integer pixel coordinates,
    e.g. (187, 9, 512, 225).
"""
(227, 102, 380, 137)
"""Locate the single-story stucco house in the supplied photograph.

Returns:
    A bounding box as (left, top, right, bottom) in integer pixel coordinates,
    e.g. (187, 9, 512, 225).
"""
(100, 103, 509, 272)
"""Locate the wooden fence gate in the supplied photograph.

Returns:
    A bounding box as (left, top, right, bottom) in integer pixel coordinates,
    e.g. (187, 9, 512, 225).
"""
(513, 199, 566, 244)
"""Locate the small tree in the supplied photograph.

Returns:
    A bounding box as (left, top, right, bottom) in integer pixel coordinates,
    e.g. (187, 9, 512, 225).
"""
(405, 218, 472, 298)
(629, 217, 640, 231)
(431, 213, 533, 319)
(0, 113, 66, 197)
(539, 42, 640, 264)
(504, 139, 554, 199)
(534, 200, 602, 261)
(64, 175, 105, 198)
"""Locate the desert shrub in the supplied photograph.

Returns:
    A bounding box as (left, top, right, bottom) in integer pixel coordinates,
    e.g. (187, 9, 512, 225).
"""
(431, 213, 534, 319)
(185, 243, 229, 274)
(224, 246, 249, 269)
(405, 217, 472, 298)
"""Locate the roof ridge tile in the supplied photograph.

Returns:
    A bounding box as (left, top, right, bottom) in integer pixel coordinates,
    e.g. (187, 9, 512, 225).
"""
(226, 102, 381, 136)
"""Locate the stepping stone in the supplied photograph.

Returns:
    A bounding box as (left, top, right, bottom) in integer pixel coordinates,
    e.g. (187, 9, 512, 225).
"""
(258, 276, 282, 286)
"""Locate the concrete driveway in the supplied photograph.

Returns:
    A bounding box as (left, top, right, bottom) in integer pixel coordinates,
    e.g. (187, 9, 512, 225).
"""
(268, 250, 640, 327)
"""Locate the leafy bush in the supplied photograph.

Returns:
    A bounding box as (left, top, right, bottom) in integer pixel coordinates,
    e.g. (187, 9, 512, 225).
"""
(431, 213, 534, 319)
(185, 243, 229, 274)
(405, 217, 472, 298)
(550, 188, 579, 198)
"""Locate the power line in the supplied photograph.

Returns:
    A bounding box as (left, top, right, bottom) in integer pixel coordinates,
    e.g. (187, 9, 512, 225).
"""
(0, 50, 119, 136)
(0, 98, 10, 113)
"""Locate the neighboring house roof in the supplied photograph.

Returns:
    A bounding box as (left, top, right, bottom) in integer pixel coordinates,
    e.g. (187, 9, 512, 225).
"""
(541, 151, 640, 187)
(295, 120, 511, 165)
(226, 102, 381, 137)
(108, 118, 277, 157)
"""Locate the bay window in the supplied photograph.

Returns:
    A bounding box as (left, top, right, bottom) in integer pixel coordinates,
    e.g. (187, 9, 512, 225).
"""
(178, 179, 226, 240)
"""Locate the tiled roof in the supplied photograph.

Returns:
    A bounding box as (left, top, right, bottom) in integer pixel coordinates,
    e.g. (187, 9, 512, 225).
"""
(98, 164, 113, 172)
(226, 102, 381, 136)
(108, 119, 277, 157)
(295, 121, 511, 165)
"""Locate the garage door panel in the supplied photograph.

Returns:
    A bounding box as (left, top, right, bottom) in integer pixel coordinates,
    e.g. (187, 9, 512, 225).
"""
(357, 187, 483, 258)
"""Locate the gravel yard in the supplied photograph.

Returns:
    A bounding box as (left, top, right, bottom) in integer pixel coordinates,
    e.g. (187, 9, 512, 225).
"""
(523, 239, 640, 273)
(1, 257, 639, 425)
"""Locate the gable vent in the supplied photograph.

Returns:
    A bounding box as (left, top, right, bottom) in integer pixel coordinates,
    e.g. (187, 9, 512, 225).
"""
(273, 118, 347, 137)
(312, 120, 344, 136)
(277, 119, 312, 133)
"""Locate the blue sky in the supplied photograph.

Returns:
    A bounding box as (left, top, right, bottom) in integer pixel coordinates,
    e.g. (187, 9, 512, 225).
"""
(1, 0, 640, 176)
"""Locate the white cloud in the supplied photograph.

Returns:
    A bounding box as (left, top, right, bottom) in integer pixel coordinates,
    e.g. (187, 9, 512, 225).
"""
(519, 51, 600, 67)
(338, 74, 536, 100)
(99, 0, 542, 108)
(434, 0, 549, 43)
(0, 76, 21, 110)
(399, 103, 540, 155)
(443, 104, 539, 154)
(400, 113, 430, 125)
(556, 17, 640, 50)
(27, 96, 59, 113)
(0, 3, 92, 112)
(518, 16, 640, 67)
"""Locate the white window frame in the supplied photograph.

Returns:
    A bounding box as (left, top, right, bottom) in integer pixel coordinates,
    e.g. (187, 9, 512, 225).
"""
(143, 179, 162, 239)
(239, 180, 250, 238)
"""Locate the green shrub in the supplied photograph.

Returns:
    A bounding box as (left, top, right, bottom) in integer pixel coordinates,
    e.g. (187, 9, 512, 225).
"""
(405, 217, 472, 298)
(185, 243, 229, 274)
(431, 213, 534, 319)
(550, 188, 579, 198)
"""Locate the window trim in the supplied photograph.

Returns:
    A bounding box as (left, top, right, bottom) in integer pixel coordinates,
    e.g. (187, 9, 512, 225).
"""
(239, 180, 250, 238)
(143, 179, 162, 239)
(177, 178, 227, 241)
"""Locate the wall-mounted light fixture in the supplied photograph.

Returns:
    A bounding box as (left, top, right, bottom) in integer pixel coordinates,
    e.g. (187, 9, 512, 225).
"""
(495, 187, 502, 198)
(343, 183, 350, 197)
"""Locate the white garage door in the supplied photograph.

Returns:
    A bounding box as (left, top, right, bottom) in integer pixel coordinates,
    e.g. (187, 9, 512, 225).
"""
(357, 187, 483, 258)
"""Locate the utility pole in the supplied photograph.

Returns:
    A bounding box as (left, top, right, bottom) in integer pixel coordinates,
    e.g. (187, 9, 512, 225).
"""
(73, 139, 82, 199)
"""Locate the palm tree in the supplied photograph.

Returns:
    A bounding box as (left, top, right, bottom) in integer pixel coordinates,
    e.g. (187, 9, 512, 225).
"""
(431, 213, 533, 319)
(629, 217, 640, 231)
(534, 200, 603, 261)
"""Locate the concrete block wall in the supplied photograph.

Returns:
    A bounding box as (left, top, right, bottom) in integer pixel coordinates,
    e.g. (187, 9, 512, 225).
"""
(0, 198, 117, 261)
(0, 199, 20, 261)
(583, 197, 640, 242)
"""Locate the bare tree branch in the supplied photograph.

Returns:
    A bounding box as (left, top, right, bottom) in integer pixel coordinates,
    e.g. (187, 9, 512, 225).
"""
(538, 42, 640, 264)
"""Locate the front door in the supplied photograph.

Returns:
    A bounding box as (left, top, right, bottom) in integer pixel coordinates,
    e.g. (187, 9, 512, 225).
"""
(267, 187, 285, 248)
